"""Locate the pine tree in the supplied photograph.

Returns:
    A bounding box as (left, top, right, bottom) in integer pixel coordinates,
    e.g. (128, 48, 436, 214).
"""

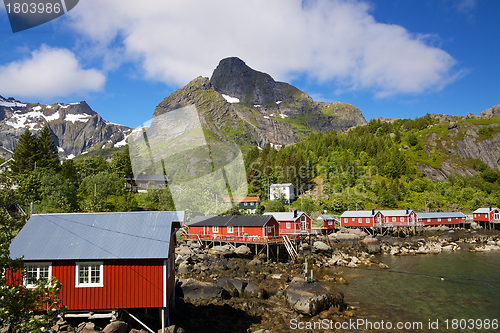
(11, 129, 38, 174)
(37, 125, 59, 170)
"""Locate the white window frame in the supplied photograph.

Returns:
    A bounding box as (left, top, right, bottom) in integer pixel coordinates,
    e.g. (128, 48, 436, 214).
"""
(212, 226, 219, 233)
(495, 211, 499, 220)
(358, 218, 362, 224)
(227, 226, 234, 233)
(286, 222, 291, 229)
(392, 217, 396, 222)
(400, 217, 404, 222)
(76, 262, 103, 288)
(437, 218, 441, 222)
(24, 262, 52, 288)
(366, 218, 370, 223)
(448, 218, 452, 221)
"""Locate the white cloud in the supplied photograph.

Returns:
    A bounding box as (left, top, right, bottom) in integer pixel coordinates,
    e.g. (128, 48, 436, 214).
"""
(67, 0, 461, 97)
(0, 45, 105, 99)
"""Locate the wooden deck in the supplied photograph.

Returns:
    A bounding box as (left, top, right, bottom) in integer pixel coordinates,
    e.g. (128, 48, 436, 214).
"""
(183, 233, 306, 244)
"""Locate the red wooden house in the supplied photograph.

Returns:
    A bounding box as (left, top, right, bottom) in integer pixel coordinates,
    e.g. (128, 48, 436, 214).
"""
(8, 211, 184, 320)
(321, 214, 338, 230)
(416, 212, 466, 226)
(473, 207, 500, 228)
(263, 211, 311, 237)
(339, 210, 382, 227)
(186, 215, 280, 243)
(473, 208, 500, 222)
(379, 209, 421, 227)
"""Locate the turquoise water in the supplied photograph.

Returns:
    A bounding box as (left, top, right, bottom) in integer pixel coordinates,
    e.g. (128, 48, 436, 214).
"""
(319, 250, 500, 332)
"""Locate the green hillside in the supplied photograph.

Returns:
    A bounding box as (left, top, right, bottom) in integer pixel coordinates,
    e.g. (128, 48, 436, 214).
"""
(245, 114, 500, 214)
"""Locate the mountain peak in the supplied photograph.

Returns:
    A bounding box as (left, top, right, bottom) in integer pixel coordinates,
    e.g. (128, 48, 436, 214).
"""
(210, 57, 302, 105)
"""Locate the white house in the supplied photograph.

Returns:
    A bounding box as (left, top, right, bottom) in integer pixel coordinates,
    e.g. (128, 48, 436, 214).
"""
(270, 183, 295, 203)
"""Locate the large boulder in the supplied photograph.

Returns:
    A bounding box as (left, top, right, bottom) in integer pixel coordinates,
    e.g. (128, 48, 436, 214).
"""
(179, 279, 230, 301)
(176, 246, 192, 256)
(234, 244, 251, 255)
(210, 245, 234, 255)
(313, 241, 330, 251)
(217, 277, 247, 296)
(243, 281, 268, 299)
(285, 280, 343, 316)
(177, 262, 191, 275)
(103, 321, 129, 333)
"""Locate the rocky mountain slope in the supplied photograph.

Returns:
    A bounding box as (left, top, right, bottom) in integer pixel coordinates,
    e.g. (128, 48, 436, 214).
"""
(407, 110, 500, 180)
(153, 57, 366, 150)
(0, 96, 132, 160)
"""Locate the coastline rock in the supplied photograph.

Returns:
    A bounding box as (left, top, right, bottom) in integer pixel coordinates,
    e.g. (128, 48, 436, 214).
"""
(313, 241, 330, 251)
(285, 280, 344, 316)
(178, 262, 192, 275)
(234, 245, 251, 255)
(379, 262, 390, 269)
(103, 321, 129, 333)
(217, 277, 247, 296)
(179, 279, 230, 301)
(243, 281, 268, 299)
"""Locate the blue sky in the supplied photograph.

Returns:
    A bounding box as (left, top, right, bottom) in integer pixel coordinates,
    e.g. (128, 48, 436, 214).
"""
(0, 0, 499, 129)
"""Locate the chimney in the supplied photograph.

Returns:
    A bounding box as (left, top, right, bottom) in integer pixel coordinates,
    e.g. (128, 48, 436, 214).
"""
(372, 209, 375, 215)
(490, 207, 492, 212)
(294, 209, 298, 218)
(406, 208, 409, 215)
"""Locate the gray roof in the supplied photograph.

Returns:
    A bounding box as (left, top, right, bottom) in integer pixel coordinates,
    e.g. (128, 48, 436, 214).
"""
(473, 208, 499, 214)
(188, 215, 273, 227)
(340, 210, 378, 218)
(321, 214, 337, 221)
(380, 210, 413, 216)
(417, 212, 466, 219)
(185, 215, 214, 226)
(263, 212, 306, 221)
(270, 183, 293, 187)
(9, 211, 185, 261)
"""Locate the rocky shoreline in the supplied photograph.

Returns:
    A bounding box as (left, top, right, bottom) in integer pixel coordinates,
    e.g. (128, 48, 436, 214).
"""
(171, 227, 500, 333)
(50, 228, 499, 333)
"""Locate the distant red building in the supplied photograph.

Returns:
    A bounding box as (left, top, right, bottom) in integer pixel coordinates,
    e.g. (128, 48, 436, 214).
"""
(473, 208, 500, 222)
(473, 208, 500, 228)
(339, 210, 382, 227)
(186, 215, 280, 243)
(321, 214, 338, 230)
(263, 211, 311, 237)
(380, 209, 420, 227)
(417, 212, 467, 226)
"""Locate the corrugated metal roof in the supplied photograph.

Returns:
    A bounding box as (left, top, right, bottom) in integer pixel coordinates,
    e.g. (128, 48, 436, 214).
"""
(185, 215, 214, 226)
(9, 211, 185, 261)
(473, 208, 498, 214)
(417, 212, 466, 219)
(270, 183, 293, 187)
(263, 212, 306, 221)
(188, 215, 273, 227)
(321, 214, 337, 221)
(340, 210, 378, 218)
(380, 210, 413, 216)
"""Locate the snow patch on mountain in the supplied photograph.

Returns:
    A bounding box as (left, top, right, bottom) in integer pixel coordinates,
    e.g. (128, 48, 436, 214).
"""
(222, 94, 240, 103)
(64, 113, 92, 123)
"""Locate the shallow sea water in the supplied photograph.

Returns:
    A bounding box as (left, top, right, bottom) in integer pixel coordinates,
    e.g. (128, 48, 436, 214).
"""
(318, 250, 500, 332)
